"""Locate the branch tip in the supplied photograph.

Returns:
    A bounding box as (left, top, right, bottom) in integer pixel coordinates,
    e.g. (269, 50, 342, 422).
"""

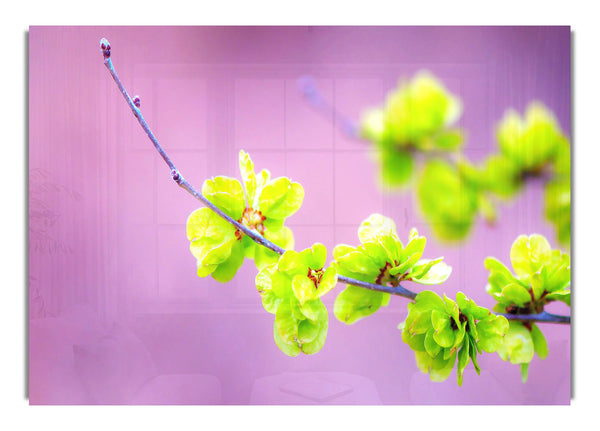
(99, 37, 111, 59)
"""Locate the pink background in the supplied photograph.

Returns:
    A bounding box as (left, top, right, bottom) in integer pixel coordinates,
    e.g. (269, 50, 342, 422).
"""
(29, 26, 571, 404)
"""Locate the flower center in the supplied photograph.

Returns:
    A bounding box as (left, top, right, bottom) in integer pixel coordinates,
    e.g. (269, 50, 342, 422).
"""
(376, 261, 401, 287)
(307, 268, 324, 289)
(236, 207, 266, 240)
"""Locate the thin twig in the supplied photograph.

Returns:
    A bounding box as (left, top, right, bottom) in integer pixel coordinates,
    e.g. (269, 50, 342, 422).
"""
(498, 311, 570, 324)
(100, 38, 570, 325)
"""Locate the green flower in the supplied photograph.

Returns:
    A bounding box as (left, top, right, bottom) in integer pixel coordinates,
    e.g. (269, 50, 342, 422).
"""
(496, 102, 568, 174)
(399, 291, 508, 386)
(255, 243, 337, 356)
(360, 71, 464, 187)
(485, 234, 571, 311)
(334, 214, 451, 324)
(544, 139, 571, 247)
(496, 321, 548, 383)
(545, 178, 570, 247)
(485, 234, 570, 381)
(186, 150, 303, 282)
(417, 159, 481, 241)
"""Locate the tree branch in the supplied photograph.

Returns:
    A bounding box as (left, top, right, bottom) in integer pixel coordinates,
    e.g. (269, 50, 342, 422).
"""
(100, 38, 570, 325)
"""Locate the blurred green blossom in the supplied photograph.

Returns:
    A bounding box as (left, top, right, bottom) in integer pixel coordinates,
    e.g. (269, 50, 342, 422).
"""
(485, 234, 570, 381)
(186, 150, 303, 282)
(496, 102, 568, 174)
(333, 214, 451, 324)
(360, 72, 464, 187)
(255, 243, 336, 356)
(399, 290, 508, 385)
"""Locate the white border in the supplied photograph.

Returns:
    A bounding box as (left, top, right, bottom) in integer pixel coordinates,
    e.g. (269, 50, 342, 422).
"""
(3, 1, 598, 429)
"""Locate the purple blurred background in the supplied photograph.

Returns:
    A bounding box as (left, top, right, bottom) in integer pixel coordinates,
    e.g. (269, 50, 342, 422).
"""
(28, 26, 571, 405)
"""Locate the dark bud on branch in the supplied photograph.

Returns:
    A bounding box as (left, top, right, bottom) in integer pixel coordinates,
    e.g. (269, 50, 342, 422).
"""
(171, 169, 182, 183)
(100, 38, 111, 59)
(133, 95, 141, 108)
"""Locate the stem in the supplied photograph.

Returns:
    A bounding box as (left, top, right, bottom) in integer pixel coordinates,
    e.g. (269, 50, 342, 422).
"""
(100, 38, 569, 326)
(498, 311, 570, 324)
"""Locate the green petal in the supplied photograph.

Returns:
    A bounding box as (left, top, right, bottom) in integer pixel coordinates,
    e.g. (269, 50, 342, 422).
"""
(429, 350, 456, 382)
(360, 108, 386, 142)
(186, 207, 236, 244)
(358, 213, 398, 243)
(410, 259, 452, 285)
(333, 285, 388, 324)
(299, 243, 327, 270)
(389, 252, 421, 276)
(317, 266, 338, 298)
(530, 323, 549, 359)
(413, 290, 446, 312)
(501, 283, 532, 307)
(275, 300, 299, 346)
(424, 328, 442, 357)
(211, 241, 245, 282)
(334, 250, 380, 278)
(273, 321, 301, 357)
(297, 319, 319, 344)
(476, 315, 509, 353)
(520, 363, 530, 383)
(298, 298, 326, 322)
(497, 322, 534, 364)
(202, 176, 246, 220)
(545, 290, 570, 306)
(271, 271, 293, 299)
(430, 309, 449, 332)
(379, 148, 414, 187)
(292, 274, 316, 304)
(402, 234, 426, 263)
(301, 315, 328, 355)
(277, 250, 307, 276)
(238, 150, 257, 205)
(456, 341, 470, 387)
(258, 177, 304, 220)
(359, 242, 389, 269)
(414, 351, 434, 375)
(433, 326, 455, 348)
(434, 129, 463, 150)
(510, 234, 551, 277)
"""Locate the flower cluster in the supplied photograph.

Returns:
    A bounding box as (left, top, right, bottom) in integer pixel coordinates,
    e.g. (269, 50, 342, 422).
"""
(400, 291, 508, 385)
(333, 214, 452, 324)
(255, 244, 337, 356)
(359, 72, 464, 187)
(485, 234, 570, 381)
(186, 150, 303, 282)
